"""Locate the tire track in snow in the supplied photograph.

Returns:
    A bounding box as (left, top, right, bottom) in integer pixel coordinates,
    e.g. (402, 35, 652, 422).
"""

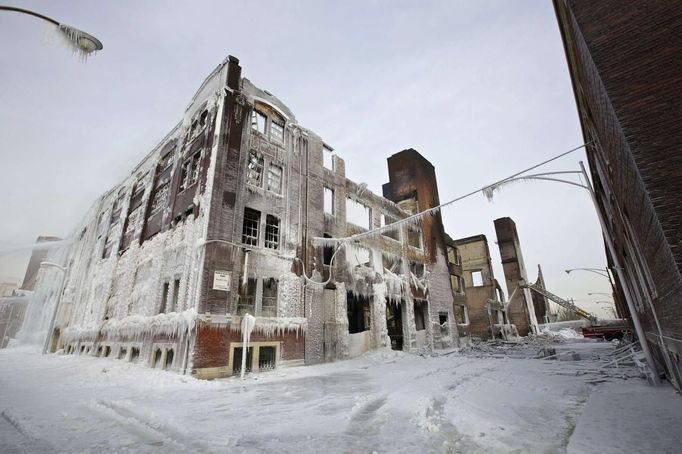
(89, 400, 214, 453)
(0, 409, 54, 453)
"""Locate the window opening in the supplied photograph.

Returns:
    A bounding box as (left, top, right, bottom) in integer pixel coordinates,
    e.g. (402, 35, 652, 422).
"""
(246, 152, 264, 187)
(251, 110, 267, 134)
(346, 198, 371, 229)
(164, 349, 174, 370)
(153, 348, 162, 368)
(150, 182, 169, 216)
(471, 270, 483, 287)
(232, 346, 253, 375)
(324, 187, 334, 215)
(130, 347, 140, 362)
(386, 300, 404, 350)
(267, 165, 283, 194)
(414, 299, 427, 331)
(381, 214, 399, 241)
(118, 347, 127, 360)
(237, 278, 257, 316)
(265, 215, 280, 249)
(347, 292, 370, 334)
(270, 118, 284, 143)
(169, 279, 180, 312)
(382, 252, 401, 274)
(160, 282, 169, 313)
(258, 346, 277, 371)
(262, 278, 278, 317)
(323, 145, 334, 170)
(242, 208, 261, 246)
(407, 226, 422, 249)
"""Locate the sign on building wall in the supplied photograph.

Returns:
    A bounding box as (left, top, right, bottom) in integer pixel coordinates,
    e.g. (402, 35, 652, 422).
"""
(213, 271, 231, 291)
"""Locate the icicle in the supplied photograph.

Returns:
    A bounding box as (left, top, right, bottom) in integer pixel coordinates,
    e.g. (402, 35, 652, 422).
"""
(240, 313, 256, 379)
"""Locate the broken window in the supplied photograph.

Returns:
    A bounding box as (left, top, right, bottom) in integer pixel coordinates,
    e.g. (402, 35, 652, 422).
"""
(347, 292, 370, 334)
(471, 270, 483, 287)
(346, 197, 371, 229)
(323, 145, 334, 170)
(410, 262, 425, 279)
(264, 215, 280, 249)
(450, 275, 465, 293)
(232, 346, 253, 375)
(149, 182, 169, 216)
(237, 278, 257, 316)
(199, 110, 208, 129)
(179, 151, 201, 192)
(324, 187, 334, 215)
(414, 299, 427, 331)
(438, 312, 450, 336)
(251, 110, 267, 134)
(447, 246, 460, 265)
(267, 164, 283, 194)
(242, 208, 260, 246)
(246, 152, 264, 187)
(261, 278, 278, 317)
(407, 226, 422, 249)
(270, 118, 284, 143)
(130, 347, 140, 362)
(382, 252, 402, 274)
(159, 151, 174, 170)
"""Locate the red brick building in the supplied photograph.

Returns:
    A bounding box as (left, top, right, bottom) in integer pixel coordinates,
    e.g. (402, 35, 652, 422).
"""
(554, 0, 682, 388)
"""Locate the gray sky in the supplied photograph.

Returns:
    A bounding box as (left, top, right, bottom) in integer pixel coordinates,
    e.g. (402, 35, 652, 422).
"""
(0, 1, 615, 316)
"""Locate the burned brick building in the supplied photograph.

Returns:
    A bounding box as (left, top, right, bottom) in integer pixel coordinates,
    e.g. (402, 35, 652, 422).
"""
(555, 1, 682, 388)
(29, 56, 458, 378)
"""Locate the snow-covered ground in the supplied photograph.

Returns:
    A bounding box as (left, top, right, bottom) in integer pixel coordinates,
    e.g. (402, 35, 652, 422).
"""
(1, 340, 680, 453)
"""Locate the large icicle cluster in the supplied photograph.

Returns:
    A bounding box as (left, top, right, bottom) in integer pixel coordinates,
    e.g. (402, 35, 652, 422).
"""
(100, 308, 197, 340)
(229, 315, 307, 337)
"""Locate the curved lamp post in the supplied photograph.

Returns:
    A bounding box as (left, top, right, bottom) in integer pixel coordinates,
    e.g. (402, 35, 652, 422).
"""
(484, 161, 659, 382)
(40, 261, 68, 354)
(0, 6, 103, 58)
(565, 267, 611, 280)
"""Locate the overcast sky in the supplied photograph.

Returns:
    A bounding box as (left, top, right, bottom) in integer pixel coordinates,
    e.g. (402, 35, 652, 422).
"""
(0, 1, 615, 316)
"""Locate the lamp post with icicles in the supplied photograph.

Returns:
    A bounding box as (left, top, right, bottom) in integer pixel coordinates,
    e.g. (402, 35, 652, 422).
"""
(0, 6, 103, 58)
(483, 161, 659, 383)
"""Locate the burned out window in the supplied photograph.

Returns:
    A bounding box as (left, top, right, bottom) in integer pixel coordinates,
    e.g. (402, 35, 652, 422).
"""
(179, 151, 201, 192)
(381, 214, 400, 241)
(246, 152, 264, 187)
(410, 262, 425, 279)
(450, 275, 464, 294)
(169, 278, 180, 312)
(323, 233, 334, 266)
(454, 304, 469, 325)
(270, 118, 284, 143)
(265, 215, 280, 249)
(267, 164, 283, 194)
(199, 110, 208, 129)
(347, 292, 370, 334)
(382, 252, 402, 274)
(346, 198, 371, 229)
(237, 278, 257, 316)
(471, 270, 483, 287)
(159, 282, 170, 314)
(324, 187, 334, 215)
(407, 226, 422, 249)
(414, 299, 427, 331)
(251, 110, 267, 134)
(262, 278, 278, 317)
(121, 205, 142, 248)
(242, 208, 260, 246)
(323, 145, 334, 170)
(159, 151, 174, 170)
(149, 182, 169, 216)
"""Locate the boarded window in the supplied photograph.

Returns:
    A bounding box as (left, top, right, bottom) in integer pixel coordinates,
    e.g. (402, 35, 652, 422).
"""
(242, 208, 260, 246)
(262, 278, 278, 317)
(246, 152, 264, 187)
(471, 270, 483, 287)
(237, 278, 257, 316)
(346, 198, 371, 229)
(265, 215, 280, 249)
(251, 110, 267, 134)
(267, 165, 283, 194)
(324, 187, 334, 215)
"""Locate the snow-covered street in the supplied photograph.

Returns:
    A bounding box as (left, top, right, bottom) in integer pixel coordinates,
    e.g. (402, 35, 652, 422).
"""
(1, 340, 681, 454)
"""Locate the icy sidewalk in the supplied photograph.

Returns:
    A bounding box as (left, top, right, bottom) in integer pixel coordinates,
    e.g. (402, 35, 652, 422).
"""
(1, 342, 681, 453)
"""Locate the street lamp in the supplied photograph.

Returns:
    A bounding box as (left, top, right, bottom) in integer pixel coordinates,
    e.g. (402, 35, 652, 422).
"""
(485, 161, 659, 383)
(40, 261, 68, 354)
(565, 267, 612, 280)
(0, 6, 103, 58)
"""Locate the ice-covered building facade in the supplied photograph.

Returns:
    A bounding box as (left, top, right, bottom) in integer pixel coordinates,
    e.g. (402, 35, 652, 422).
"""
(32, 56, 458, 378)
